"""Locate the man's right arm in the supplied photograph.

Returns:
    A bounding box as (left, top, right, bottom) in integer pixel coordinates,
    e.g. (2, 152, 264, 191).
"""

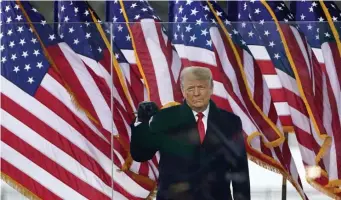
(130, 121, 159, 162)
(130, 101, 160, 162)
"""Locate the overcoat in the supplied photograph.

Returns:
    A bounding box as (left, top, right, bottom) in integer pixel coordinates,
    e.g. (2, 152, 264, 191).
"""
(130, 100, 250, 200)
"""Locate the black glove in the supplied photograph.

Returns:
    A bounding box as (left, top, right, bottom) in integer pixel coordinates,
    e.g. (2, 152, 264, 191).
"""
(137, 101, 159, 123)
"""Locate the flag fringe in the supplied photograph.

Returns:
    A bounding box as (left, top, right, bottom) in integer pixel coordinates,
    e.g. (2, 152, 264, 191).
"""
(0, 172, 41, 200)
(207, 0, 285, 149)
(248, 154, 306, 200)
(307, 178, 341, 200)
(145, 186, 158, 200)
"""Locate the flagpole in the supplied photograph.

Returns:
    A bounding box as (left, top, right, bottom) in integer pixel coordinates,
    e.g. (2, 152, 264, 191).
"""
(281, 132, 288, 200)
(282, 175, 287, 200)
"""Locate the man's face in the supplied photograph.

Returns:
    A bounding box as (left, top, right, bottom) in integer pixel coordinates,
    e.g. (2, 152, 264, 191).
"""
(182, 75, 213, 112)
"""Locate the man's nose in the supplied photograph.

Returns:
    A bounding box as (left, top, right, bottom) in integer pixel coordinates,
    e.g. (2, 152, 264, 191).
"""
(194, 87, 200, 96)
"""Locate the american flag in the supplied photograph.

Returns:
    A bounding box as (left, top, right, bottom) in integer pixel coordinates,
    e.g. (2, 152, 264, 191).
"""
(228, 0, 333, 197)
(107, 0, 183, 107)
(227, 1, 294, 132)
(106, 1, 184, 190)
(0, 1, 153, 199)
(292, 1, 341, 197)
(169, 1, 306, 198)
(54, 0, 134, 138)
(54, 0, 158, 194)
(106, 0, 147, 103)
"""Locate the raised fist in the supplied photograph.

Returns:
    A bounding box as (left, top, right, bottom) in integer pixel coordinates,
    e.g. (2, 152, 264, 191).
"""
(137, 101, 159, 123)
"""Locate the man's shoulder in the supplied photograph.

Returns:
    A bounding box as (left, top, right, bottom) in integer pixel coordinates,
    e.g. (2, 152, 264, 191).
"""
(217, 108, 241, 122)
(154, 104, 182, 119)
(149, 104, 189, 132)
(214, 108, 242, 135)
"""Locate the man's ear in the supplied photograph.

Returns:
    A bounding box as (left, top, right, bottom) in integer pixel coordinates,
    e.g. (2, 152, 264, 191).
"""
(181, 87, 186, 97)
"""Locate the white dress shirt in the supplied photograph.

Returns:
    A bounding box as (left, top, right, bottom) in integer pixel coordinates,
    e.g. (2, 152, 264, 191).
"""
(192, 104, 210, 134)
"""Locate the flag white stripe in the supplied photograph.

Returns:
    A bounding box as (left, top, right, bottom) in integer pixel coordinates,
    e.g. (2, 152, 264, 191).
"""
(1, 109, 112, 197)
(1, 77, 149, 197)
(78, 54, 110, 85)
(263, 80, 271, 117)
(312, 48, 324, 64)
(79, 55, 131, 112)
(114, 149, 125, 166)
(297, 143, 316, 166)
(58, 42, 112, 132)
(248, 45, 272, 60)
(290, 27, 312, 79)
(1, 142, 86, 200)
(329, 141, 338, 180)
(120, 62, 132, 84)
(289, 106, 311, 134)
(171, 49, 182, 83)
(243, 50, 256, 98)
(211, 28, 248, 110)
(263, 75, 284, 89)
(274, 102, 291, 116)
(140, 19, 174, 106)
(42, 74, 110, 143)
(121, 50, 136, 65)
(148, 160, 159, 178)
(321, 42, 341, 121)
(174, 44, 216, 67)
(276, 69, 301, 97)
(213, 81, 262, 151)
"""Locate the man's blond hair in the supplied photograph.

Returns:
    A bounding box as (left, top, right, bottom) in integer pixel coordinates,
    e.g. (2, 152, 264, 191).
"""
(180, 66, 213, 90)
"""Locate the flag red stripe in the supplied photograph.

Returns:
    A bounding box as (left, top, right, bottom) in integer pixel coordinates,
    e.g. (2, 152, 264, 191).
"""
(255, 60, 277, 74)
(1, 94, 114, 187)
(219, 44, 281, 144)
(254, 56, 294, 127)
(138, 162, 150, 179)
(34, 87, 115, 159)
(130, 23, 162, 106)
(129, 70, 145, 105)
(101, 50, 112, 73)
(294, 127, 320, 154)
(252, 60, 265, 109)
(47, 46, 102, 127)
(1, 127, 111, 200)
(85, 64, 111, 110)
(325, 73, 341, 177)
(329, 43, 341, 89)
(283, 26, 327, 135)
(282, 142, 292, 169)
(155, 23, 183, 102)
(278, 116, 293, 127)
(268, 102, 279, 125)
(1, 158, 62, 200)
(269, 89, 290, 102)
(101, 50, 139, 113)
(260, 142, 275, 161)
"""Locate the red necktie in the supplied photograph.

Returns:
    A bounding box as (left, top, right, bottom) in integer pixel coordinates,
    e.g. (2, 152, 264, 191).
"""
(197, 112, 205, 143)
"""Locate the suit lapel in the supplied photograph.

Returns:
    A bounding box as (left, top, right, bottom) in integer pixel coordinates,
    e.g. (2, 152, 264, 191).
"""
(180, 100, 221, 148)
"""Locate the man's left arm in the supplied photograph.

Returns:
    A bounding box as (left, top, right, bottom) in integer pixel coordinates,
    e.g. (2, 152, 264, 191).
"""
(232, 117, 250, 200)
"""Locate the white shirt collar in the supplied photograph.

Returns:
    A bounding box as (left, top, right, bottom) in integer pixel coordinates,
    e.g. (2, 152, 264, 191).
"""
(192, 103, 210, 119)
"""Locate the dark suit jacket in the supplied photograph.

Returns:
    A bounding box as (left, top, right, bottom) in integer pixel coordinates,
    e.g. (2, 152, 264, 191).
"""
(130, 100, 250, 200)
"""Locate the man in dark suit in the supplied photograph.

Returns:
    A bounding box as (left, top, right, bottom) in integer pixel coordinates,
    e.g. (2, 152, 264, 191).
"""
(130, 66, 250, 200)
